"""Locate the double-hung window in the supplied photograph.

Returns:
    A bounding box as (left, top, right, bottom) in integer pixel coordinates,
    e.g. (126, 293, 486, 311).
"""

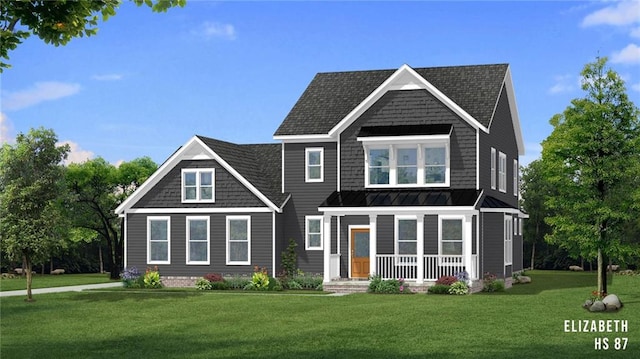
(396, 148, 418, 184)
(305, 148, 324, 182)
(227, 216, 251, 265)
(439, 216, 464, 266)
(424, 145, 447, 184)
(305, 216, 323, 250)
(182, 168, 215, 202)
(498, 152, 507, 193)
(148, 216, 170, 264)
(504, 216, 513, 265)
(490, 147, 496, 190)
(186, 216, 209, 265)
(396, 217, 417, 264)
(368, 148, 391, 185)
(513, 159, 519, 197)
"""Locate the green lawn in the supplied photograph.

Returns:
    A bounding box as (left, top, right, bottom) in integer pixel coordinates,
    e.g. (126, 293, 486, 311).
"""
(0, 273, 113, 291)
(1, 271, 638, 358)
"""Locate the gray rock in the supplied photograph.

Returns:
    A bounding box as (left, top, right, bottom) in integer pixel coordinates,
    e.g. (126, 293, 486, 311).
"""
(583, 299, 593, 310)
(517, 276, 531, 283)
(602, 294, 622, 311)
(569, 265, 584, 271)
(589, 301, 606, 312)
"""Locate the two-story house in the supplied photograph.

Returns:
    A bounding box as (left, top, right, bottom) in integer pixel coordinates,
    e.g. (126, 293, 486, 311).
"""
(115, 63, 526, 290)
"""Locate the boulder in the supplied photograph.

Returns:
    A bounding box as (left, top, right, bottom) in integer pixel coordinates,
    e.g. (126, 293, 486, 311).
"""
(602, 294, 622, 311)
(517, 276, 531, 284)
(589, 301, 606, 312)
(582, 299, 593, 310)
(569, 265, 584, 271)
(51, 269, 65, 275)
(607, 264, 620, 271)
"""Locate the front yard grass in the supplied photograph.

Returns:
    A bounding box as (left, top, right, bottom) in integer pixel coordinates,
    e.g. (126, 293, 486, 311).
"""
(0, 273, 113, 291)
(1, 270, 638, 358)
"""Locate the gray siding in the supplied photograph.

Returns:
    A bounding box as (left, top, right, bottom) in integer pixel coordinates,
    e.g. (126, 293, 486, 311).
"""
(480, 212, 506, 279)
(134, 160, 266, 208)
(126, 212, 273, 276)
(424, 215, 439, 255)
(340, 89, 477, 190)
(479, 87, 519, 207)
(282, 142, 338, 274)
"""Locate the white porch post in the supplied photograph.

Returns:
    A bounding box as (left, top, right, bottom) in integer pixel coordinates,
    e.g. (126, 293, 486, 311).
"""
(323, 214, 332, 283)
(369, 214, 377, 277)
(416, 214, 424, 284)
(464, 214, 474, 280)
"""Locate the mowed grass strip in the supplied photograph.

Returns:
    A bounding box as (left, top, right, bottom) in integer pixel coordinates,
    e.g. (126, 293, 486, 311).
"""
(1, 271, 638, 358)
(0, 273, 113, 291)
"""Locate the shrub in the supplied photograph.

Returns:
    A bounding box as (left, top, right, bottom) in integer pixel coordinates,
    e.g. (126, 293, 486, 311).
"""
(267, 276, 283, 291)
(204, 273, 224, 283)
(121, 267, 143, 288)
(368, 275, 411, 294)
(482, 272, 504, 292)
(427, 284, 451, 294)
(143, 266, 163, 289)
(286, 280, 303, 290)
(225, 275, 251, 290)
(195, 278, 212, 290)
(281, 239, 298, 277)
(455, 271, 469, 283)
(288, 273, 323, 290)
(436, 275, 457, 286)
(448, 281, 469, 295)
(210, 281, 230, 290)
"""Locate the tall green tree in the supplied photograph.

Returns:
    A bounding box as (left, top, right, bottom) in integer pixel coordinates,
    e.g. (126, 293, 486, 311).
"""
(520, 159, 553, 269)
(1, 0, 186, 71)
(0, 128, 70, 301)
(66, 157, 157, 279)
(541, 57, 640, 295)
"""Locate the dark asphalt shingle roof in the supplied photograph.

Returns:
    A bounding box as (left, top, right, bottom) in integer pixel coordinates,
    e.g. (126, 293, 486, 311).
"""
(196, 135, 288, 208)
(480, 195, 517, 209)
(274, 64, 508, 136)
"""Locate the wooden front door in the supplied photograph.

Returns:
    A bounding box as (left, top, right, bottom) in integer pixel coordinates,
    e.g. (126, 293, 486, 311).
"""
(350, 228, 370, 278)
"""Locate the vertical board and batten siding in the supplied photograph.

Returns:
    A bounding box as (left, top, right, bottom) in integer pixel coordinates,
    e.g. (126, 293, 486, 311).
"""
(282, 142, 337, 274)
(126, 212, 273, 276)
(479, 87, 520, 208)
(339, 89, 477, 190)
(134, 160, 265, 208)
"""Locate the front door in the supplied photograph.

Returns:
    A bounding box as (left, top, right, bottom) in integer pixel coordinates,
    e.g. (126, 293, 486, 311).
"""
(350, 228, 370, 278)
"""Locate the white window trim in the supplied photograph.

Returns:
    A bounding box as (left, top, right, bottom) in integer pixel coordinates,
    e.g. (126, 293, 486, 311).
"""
(226, 215, 251, 265)
(498, 152, 507, 193)
(305, 147, 324, 183)
(438, 215, 465, 266)
(395, 215, 418, 265)
(147, 216, 170, 265)
(504, 215, 513, 265)
(305, 215, 324, 251)
(363, 140, 450, 188)
(490, 147, 496, 190)
(181, 168, 216, 203)
(186, 216, 210, 265)
(513, 159, 519, 197)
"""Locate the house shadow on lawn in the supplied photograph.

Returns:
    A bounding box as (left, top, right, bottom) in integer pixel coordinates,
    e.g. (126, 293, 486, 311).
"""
(69, 290, 202, 303)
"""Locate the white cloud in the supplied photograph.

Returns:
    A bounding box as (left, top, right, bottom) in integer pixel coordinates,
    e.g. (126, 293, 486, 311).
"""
(611, 43, 640, 64)
(0, 112, 14, 144)
(194, 21, 236, 40)
(92, 74, 124, 81)
(548, 74, 576, 94)
(1, 81, 81, 111)
(582, 1, 640, 27)
(58, 140, 94, 165)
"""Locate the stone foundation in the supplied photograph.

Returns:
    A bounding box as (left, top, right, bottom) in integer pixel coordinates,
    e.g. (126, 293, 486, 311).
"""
(161, 276, 200, 288)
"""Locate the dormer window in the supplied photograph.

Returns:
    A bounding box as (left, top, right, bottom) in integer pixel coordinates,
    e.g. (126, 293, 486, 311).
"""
(358, 125, 451, 188)
(182, 168, 215, 202)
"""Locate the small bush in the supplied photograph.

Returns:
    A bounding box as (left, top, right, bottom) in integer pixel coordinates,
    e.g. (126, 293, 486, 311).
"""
(204, 273, 224, 283)
(436, 275, 457, 286)
(121, 267, 142, 288)
(195, 278, 212, 290)
(285, 279, 303, 290)
(482, 272, 505, 292)
(143, 267, 163, 289)
(368, 275, 411, 294)
(225, 275, 251, 290)
(286, 273, 323, 290)
(448, 281, 469, 295)
(210, 281, 230, 290)
(427, 284, 451, 294)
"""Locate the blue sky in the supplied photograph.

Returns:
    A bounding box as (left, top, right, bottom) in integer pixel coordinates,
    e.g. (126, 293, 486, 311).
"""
(1, 0, 639, 167)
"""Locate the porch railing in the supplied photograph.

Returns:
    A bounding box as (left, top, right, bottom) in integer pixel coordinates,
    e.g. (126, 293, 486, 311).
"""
(375, 254, 478, 281)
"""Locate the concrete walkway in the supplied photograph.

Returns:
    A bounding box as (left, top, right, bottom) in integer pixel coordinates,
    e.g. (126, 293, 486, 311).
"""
(0, 282, 123, 297)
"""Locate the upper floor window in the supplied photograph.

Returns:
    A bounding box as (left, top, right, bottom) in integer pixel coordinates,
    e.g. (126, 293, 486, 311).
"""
(182, 168, 215, 202)
(498, 152, 507, 193)
(513, 159, 519, 197)
(364, 143, 449, 188)
(490, 147, 496, 190)
(305, 148, 324, 182)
